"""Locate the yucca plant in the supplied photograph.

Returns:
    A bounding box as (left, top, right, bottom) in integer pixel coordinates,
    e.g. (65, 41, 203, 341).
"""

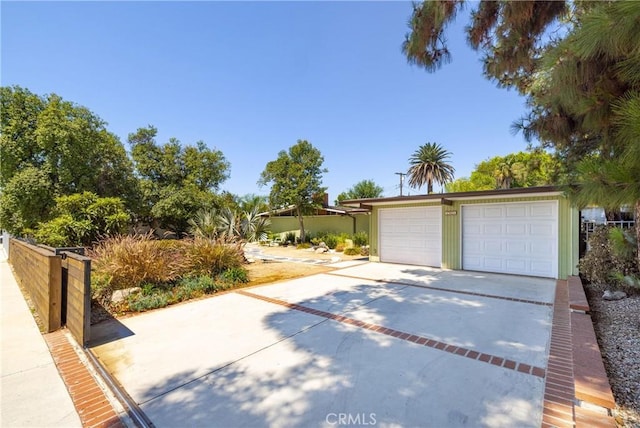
(240, 207, 271, 242)
(188, 209, 219, 239)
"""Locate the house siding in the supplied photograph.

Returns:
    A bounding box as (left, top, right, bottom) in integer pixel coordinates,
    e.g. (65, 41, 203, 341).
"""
(269, 215, 369, 238)
(369, 195, 579, 279)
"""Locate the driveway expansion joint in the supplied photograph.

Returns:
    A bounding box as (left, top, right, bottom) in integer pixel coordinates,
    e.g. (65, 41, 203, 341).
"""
(327, 271, 553, 307)
(236, 289, 547, 379)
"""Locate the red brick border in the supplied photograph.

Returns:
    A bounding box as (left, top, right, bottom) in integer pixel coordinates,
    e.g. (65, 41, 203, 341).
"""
(236, 289, 546, 378)
(44, 330, 124, 428)
(541, 280, 576, 428)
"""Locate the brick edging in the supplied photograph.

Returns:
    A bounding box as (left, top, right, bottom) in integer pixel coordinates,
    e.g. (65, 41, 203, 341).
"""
(44, 330, 125, 428)
(541, 280, 576, 427)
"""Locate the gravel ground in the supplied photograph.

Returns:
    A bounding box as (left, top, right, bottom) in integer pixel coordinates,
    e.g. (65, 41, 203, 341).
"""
(586, 286, 640, 427)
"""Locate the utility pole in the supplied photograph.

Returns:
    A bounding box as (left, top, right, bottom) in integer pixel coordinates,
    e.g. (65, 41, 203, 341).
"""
(395, 172, 406, 197)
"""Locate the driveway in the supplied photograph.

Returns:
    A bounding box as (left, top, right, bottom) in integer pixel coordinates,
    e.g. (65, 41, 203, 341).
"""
(89, 263, 556, 427)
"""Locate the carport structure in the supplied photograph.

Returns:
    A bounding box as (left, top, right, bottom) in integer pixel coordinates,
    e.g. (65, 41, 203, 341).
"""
(343, 186, 580, 279)
(90, 262, 569, 427)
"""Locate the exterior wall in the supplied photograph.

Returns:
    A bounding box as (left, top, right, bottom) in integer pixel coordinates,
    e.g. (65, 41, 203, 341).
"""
(369, 195, 579, 279)
(269, 214, 370, 238)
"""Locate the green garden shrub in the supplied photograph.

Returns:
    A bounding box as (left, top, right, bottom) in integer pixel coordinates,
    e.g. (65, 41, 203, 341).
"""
(284, 232, 296, 245)
(579, 225, 639, 289)
(353, 231, 368, 247)
(219, 267, 249, 284)
(127, 292, 169, 312)
(343, 247, 361, 256)
(321, 233, 339, 249)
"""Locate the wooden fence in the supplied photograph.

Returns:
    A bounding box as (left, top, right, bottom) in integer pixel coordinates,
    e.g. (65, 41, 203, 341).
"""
(62, 253, 92, 345)
(9, 239, 62, 332)
(9, 238, 91, 345)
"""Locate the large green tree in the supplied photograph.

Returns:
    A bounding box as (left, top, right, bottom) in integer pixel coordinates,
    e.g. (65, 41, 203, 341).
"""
(335, 179, 384, 205)
(403, 1, 640, 267)
(446, 150, 560, 192)
(258, 140, 327, 242)
(128, 126, 230, 234)
(34, 192, 129, 247)
(407, 142, 455, 194)
(0, 86, 138, 235)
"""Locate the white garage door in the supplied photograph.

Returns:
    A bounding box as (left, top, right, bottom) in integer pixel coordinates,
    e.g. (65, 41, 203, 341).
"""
(379, 206, 441, 267)
(462, 201, 558, 278)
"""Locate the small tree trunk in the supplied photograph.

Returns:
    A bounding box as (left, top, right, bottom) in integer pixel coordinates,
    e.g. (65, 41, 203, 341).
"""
(297, 205, 306, 243)
(635, 199, 640, 271)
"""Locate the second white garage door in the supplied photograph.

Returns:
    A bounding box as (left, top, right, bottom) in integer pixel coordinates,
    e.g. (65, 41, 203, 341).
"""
(462, 201, 558, 278)
(379, 206, 441, 267)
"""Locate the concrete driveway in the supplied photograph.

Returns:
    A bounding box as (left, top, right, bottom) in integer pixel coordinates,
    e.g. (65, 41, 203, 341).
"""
(89, 263, 556, 427)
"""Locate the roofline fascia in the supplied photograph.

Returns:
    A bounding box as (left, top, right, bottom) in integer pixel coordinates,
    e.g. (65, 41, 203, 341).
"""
(342, 186, 565, 207)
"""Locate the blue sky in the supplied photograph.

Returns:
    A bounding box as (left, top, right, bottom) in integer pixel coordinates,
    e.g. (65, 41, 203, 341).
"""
(2, 1, 533, 201)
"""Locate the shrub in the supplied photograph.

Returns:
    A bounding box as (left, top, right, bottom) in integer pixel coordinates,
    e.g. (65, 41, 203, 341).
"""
(91, 273, 113, 306)
(335, 243, 345, 252)
(353, 231, 368, 247)
(296, 242, 311, 249)
(322, 233, 339, 249)
(343, 247, 361, 256)
(185, 237, 244, 277)
(90, 234, 188, 291)
(127, 292, 169, 312)
(284, 232, 296, 245)
(219, 267, 249, 284)
(579, 226, 639, 289)
(170, 276, 216, 302)
(177, 275, 218, 294)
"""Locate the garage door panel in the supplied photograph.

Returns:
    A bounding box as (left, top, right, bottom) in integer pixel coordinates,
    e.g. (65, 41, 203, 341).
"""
(483, 224, 502, 235)
(484, 207, 503, 217)
(530, 240, 554, 256)
(379, 207, 441, 267)
(505, 224, 527, 235)
(506, 206, 527, 217)
(530, 204, 554, 217)
(484, 258, 504, 270)
(484, 240, 503, 252)
(530, 223, 553, 236)
(505, 259, 527, 272)
(462, 202, 558, 278)
(531, 260, 554, 275)
(505, 240, 527, 253)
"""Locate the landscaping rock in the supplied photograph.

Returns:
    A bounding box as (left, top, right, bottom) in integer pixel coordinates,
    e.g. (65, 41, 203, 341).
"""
(111, 287, 141, 304)
(315, 247, 328, 254)
(603, 290, 628, 301)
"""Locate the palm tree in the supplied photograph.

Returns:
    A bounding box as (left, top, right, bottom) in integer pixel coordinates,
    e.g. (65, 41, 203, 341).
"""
(407, 142, 455, 194)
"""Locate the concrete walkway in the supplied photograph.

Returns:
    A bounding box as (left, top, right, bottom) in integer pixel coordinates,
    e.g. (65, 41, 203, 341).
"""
(0, 250, 81, 427)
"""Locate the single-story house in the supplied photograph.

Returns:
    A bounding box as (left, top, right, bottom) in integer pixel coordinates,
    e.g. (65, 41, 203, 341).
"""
(342, 186, 579, 279)
(259, 194, 370, 237)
